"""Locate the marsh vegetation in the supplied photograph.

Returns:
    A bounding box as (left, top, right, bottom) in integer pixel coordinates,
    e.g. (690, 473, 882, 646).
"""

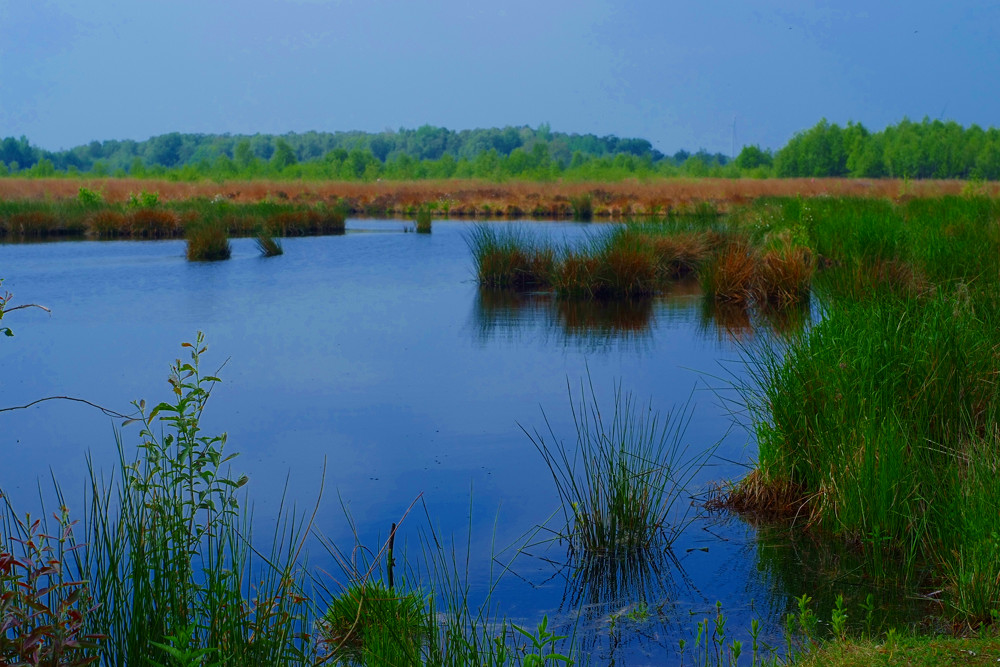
(3, 192, 1000, 664)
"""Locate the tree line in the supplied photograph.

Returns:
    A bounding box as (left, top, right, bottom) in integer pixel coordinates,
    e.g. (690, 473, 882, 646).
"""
(2, 118, 999, 181)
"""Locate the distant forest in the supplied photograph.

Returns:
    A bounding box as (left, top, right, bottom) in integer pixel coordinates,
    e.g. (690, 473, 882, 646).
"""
(2, 118, 1000, 181)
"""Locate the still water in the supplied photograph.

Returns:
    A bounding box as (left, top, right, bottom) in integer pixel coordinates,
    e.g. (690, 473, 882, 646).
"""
(0, 220, 844, 664)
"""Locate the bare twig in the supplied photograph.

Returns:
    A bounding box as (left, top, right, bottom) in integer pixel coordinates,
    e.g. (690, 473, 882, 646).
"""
(0, 396, 137, 420)
(5, 303, 51, 314)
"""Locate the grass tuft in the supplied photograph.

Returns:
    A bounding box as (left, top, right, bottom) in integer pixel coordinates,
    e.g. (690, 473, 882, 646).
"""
(186, 220, 232, 261)
(524, 377, 710, 554)
(256, 229, 284, 257)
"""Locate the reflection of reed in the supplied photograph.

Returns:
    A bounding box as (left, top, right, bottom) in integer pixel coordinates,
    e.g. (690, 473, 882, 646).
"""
(471, 288, 551, 343)
(750, 522, 941, 636)
(562, 547, 687, 614)
(471, 287, 655, 348)
(554, 546, 697, 661)
(471, 282, 810, 348)
(556, 298, 653, 337)
(701, 299, 753, 342)
(699, 297, 812, 343)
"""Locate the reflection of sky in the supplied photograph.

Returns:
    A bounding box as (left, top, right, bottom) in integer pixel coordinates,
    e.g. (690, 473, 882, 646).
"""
(1, 221, 804, 663)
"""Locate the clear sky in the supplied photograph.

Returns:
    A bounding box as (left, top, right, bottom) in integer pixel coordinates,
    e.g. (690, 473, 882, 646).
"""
(3, 0, 998, 154)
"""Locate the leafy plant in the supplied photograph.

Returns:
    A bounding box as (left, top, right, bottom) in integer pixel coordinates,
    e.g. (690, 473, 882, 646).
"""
(127, 190, 160, 208)
(0, 511, 102, 666)
(513, 616, 574, 666)
(77, 333, 313, 665)
(76, 186, 104, 207)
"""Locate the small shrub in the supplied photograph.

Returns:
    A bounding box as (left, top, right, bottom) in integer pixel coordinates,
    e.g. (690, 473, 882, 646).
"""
(127, 190, 160, 208)
(0, 513, 102, 666)
(76, 186, 103, 207)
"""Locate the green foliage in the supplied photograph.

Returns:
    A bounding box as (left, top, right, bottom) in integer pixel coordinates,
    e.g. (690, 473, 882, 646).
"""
(127, 190, 160, 208)
(76, 186, 103, 207)
(513, 616, 574, 666)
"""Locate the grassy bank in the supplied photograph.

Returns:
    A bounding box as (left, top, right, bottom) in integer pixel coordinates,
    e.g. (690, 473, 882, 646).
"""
(0, 189, 347, 240)
(722, 195, 1000, 628)
(0, 177, 981, 234)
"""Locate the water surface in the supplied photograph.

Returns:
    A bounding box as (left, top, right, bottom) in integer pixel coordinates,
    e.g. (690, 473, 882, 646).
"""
(1, 220, 842, 664)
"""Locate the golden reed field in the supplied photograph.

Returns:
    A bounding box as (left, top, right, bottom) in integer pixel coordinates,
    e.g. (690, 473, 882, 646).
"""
(0, 177, 989, 218)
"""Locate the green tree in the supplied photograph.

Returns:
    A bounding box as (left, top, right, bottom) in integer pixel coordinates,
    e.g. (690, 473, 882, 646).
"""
(734, 144, 773, 170)
(270, 139, 297, 170)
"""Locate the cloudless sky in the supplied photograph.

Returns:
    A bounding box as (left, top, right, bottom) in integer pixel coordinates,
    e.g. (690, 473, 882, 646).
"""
(2, 0, 998, 154)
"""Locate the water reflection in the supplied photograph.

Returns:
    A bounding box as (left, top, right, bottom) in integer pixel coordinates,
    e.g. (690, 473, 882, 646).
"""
(750, 520, 943, 636)
(699, 298, 814, 343)
(512, 541, 701, 663)
(471, 279, 708, 350)
(473, 283, 813, 349)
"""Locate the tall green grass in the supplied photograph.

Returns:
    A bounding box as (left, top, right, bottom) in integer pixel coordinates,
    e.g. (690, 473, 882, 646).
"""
(466, 224, 555, 290)
(733, 290, 1000, 618)
(524, 377, 710, 554)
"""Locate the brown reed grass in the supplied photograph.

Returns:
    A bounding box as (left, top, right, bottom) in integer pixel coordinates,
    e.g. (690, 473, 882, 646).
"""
(756, 243, 816, 307)
(704, 240, 759, 303)
(599, 244, 658, 297)
(650, 231, 719, 278)
(708, 468, 813, 521)
(127, 208, 181, 238)
(552, 251, 603, 297)
(88, 210, 128, 238)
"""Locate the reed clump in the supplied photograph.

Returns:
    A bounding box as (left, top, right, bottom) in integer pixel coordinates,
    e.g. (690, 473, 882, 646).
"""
(466, 225, 554, 289)
(127, 207, 181, 238)
(318, 581, 431, 664)
(755, 234, 816, 307)
(185, 219, 231, 261)
(414, 206, 433, 234)
(524, 379, 709, 554)
(700, 239, 759, 303)
(570, 193, 594, 221)
(256, 229, 284, 257)
(649, 230, 719, 278)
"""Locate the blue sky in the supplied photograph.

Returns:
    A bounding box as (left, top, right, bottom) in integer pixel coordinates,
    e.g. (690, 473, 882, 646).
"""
(3, 0, 998, 154)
